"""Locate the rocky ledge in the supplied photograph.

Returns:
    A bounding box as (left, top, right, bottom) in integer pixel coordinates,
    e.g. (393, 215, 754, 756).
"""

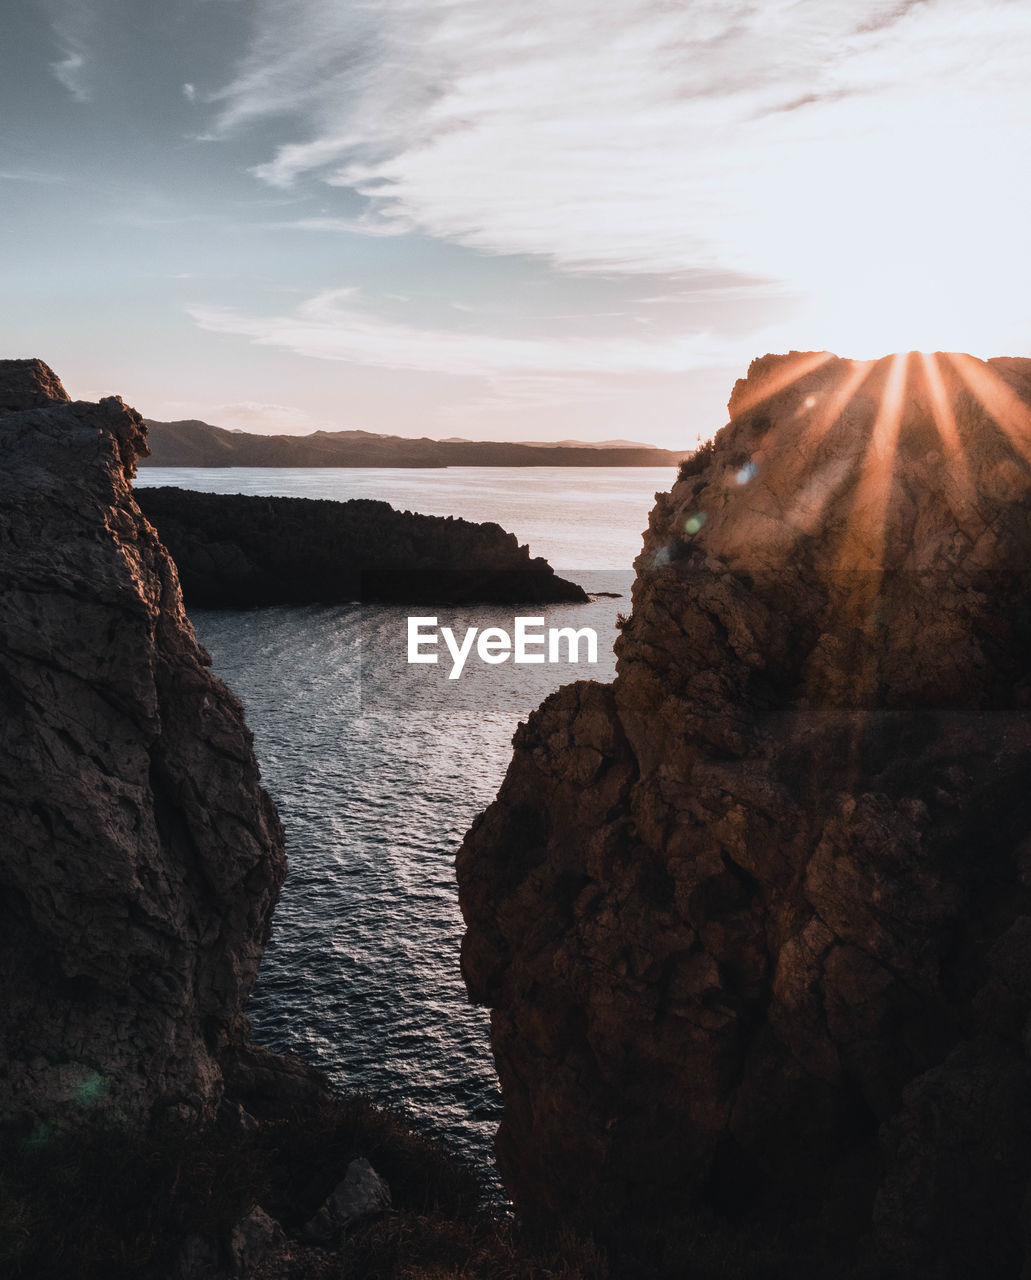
(135, 487, 588, 607)
(457, 350, 1031, 1277)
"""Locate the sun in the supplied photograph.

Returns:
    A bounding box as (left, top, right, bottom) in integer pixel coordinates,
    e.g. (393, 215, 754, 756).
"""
(784, 272, 1031, 364)
(743, 129, 1031, 363)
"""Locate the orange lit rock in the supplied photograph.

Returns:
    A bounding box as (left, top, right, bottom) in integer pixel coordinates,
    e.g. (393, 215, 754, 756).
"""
(458, 350, 1031, 1274)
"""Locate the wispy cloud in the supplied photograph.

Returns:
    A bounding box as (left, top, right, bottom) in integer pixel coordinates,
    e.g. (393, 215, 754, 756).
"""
(260, 214, 413, 237)
(50, 49, 88, 100)
(854, 0, 930, 36)
(0, 168, 66, 184)
(206, 0, 1031, 352)
(42, 0, 96, 101)
(187, 288, 741, 378)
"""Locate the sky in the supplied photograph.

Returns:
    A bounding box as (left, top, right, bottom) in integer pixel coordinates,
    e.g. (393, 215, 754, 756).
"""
(3, 0, 1031, 446)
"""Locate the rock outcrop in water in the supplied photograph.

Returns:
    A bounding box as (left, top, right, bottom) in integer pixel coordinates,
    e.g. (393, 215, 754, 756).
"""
(458, 350, 1031, 1276)
(135, 486, 588, 607)
(0, 359, 286, 1127)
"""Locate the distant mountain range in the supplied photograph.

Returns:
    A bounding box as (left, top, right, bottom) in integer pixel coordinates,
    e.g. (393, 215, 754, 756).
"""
(440, 436, 660, 449)
(140, 418, 691, 468)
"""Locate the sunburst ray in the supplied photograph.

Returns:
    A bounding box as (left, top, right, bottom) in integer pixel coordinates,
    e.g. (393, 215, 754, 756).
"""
(837, 351, 908, 572)
(945, 351, 1031, 469)
(729, 350, 835, 418)
(917, 353, 970, 480)
(765, 359, 878, 546)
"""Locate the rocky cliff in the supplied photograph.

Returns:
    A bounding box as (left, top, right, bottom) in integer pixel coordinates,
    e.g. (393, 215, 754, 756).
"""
(135, 486, 588, 607)
(0, 359, 286, 1128)
(458, 350, 1031, 1276)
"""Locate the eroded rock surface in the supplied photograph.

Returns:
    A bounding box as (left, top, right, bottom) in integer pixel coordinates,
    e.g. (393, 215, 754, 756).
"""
(0, 360, 285, 1126)
(458, 351, 1031, 1274)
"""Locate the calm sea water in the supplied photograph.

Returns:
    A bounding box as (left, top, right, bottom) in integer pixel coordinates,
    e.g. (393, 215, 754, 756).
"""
(134, 467, 674, 1182)
(135, 465, 671, 570)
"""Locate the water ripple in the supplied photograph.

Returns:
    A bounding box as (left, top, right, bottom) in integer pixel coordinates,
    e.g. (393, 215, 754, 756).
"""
(152, 467, 662, 1190)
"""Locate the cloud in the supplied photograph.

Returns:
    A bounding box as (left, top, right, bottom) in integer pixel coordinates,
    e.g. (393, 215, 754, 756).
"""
(186, 288, 742, 378)
(0, 169, 66, 184)
(205, 0, 1031, 353)
(41, 0, 98, 101)
(50, 48, 88, 101)
(260, 214, 413, 236)
(251, 137, 359, 188)
(854, 0, 930, 36)
(182, 82, 197, 102)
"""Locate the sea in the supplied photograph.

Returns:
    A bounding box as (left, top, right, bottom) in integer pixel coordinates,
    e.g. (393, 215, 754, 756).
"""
(134, 466, 675, 1186)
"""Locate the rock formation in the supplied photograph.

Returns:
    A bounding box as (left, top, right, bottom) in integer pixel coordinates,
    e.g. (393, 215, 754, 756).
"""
(458, 350, 1031, 1275)
(0, 359, 286, 1127)
(135, 486, 588, 607)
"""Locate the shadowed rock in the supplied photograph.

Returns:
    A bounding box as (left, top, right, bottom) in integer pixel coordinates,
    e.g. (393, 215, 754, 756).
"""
(135, 486, 589, 607)
(457, 350, 1031, 1275)
(301, 1157, 393, 1245)
(0, 360, 286, 1127)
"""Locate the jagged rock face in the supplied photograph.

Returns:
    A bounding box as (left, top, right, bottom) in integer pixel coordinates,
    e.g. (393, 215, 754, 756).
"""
(0, 361, 285, 1127)
(458, 351, 1031, 1273)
